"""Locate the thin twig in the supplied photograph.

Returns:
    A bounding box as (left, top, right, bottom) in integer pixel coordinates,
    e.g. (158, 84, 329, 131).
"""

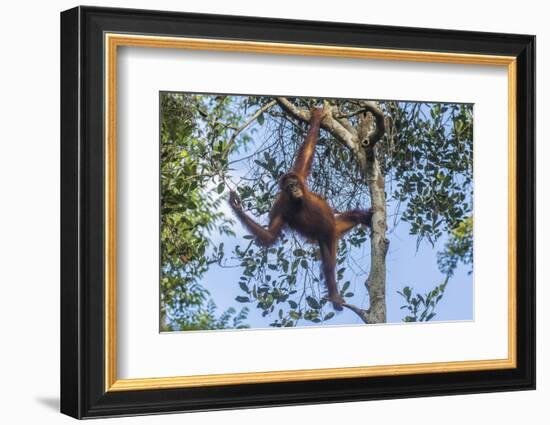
(222, 100, 277, 159)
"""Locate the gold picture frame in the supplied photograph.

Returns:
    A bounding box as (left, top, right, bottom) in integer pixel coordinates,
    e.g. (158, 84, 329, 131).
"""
(61, 6, 535, 419)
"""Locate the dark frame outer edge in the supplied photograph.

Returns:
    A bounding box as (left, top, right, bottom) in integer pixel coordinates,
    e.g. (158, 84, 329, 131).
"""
(515, 35, 536, 391)
(60, 7, 82, 419)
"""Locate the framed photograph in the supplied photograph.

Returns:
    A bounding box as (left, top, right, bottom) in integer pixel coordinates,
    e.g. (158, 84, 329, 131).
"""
(60, 6, 535, 419)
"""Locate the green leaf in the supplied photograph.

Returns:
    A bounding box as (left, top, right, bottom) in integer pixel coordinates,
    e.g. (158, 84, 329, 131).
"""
(306, 296, 320, 309)
(324, 312, 335, 321)
(289, 311, 301, 320)
(235, 296, 250, 303)
(257, 112, 265, 126)
(341, 281, 351, 293)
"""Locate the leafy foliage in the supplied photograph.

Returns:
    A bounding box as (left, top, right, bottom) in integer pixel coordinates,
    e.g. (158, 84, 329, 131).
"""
(160, 93, 248, 331)
(385, 103, 473, 246)
(162, 301, 249, 332)
(398, 277, 449, 322)
(437, 216, 474, 277)
(228, 231, 358, 327)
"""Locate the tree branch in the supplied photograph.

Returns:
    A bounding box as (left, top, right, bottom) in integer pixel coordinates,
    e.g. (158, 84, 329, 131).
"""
(342, 302, 369, 324)
(360, 101, 386, 147)
(275, 97, 358, 151)
(330, 103, 356, 134)
(275, 97, 310, 121)
(334, 108, 368, 120)
(223, 100, 277, 158)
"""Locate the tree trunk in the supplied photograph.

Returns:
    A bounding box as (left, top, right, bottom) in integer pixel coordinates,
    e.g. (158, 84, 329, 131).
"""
(350, 110, 389, 324)
(358, 147, 388, 323)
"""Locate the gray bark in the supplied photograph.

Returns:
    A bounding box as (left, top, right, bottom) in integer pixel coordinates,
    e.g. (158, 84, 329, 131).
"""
(356, 112, 388, 323)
